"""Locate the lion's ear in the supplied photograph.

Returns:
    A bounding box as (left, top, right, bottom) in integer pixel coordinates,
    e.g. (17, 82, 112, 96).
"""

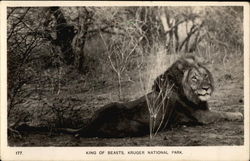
(177, 56, 197, 71)
(184, 56, 195, 64)
(177, 62, 183, 70)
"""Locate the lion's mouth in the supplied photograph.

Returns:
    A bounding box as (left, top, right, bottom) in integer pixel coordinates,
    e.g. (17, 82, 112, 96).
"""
(197, 93, 211, 101)
(196, 89, 212, 101)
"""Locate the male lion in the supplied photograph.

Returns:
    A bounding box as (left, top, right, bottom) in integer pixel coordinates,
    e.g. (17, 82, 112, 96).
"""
(61, 56, 243, 138)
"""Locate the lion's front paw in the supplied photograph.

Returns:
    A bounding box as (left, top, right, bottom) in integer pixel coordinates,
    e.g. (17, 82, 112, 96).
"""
(226, 112, 243, 122)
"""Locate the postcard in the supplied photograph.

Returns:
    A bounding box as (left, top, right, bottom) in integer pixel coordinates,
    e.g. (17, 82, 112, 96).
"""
(1, 1, 249, 161)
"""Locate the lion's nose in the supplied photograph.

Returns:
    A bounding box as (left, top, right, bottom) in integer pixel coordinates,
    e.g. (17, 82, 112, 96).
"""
(202, 87, 209, 91)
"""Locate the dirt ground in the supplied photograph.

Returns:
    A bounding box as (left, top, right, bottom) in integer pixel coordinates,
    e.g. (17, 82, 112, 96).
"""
(9, 121, 243, 146)
(8, 56, 244, 147)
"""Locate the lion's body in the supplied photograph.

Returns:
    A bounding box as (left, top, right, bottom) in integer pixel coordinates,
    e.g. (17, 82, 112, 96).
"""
(61, 56, 243, 138)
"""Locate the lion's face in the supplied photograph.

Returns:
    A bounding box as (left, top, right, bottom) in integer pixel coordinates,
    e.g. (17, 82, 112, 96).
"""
(152, 55, 214, 105)
(182, 66, 214, 103)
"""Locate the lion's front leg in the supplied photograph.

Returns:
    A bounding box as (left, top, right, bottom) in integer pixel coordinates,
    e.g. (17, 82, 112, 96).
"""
(193, 110, 243, 124)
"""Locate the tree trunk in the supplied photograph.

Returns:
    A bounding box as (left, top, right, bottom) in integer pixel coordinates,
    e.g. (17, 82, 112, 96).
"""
(45, 7, 76, 65)
(117, 72, 122, 100)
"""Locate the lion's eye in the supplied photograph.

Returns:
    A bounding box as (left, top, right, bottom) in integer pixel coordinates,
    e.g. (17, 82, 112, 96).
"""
(192, 76, 197, 81)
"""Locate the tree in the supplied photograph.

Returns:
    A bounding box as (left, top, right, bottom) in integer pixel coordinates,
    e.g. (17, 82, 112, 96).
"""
(43, 7, 76, 65)
(42, 7, 124, 73)
(99, 15, 143, 99)
(7, 7, 44, 114)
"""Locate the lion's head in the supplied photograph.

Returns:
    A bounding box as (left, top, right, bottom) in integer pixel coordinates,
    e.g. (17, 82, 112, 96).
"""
(152, 55, 214, 105)
(182, 62, 214, 104)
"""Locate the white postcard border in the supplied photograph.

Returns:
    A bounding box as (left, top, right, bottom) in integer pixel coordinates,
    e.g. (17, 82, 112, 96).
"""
(1, 1, 249, 161)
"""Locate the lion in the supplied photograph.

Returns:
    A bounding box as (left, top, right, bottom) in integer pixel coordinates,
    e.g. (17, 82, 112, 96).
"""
(59, 56, 243, 138)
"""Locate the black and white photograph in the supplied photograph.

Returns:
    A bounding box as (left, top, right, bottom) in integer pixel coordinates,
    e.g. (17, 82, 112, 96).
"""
(1, 1, 249, 161)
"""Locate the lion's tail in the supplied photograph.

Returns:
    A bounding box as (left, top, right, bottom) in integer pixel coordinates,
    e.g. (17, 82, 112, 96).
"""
(57, 127, 83, 134)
